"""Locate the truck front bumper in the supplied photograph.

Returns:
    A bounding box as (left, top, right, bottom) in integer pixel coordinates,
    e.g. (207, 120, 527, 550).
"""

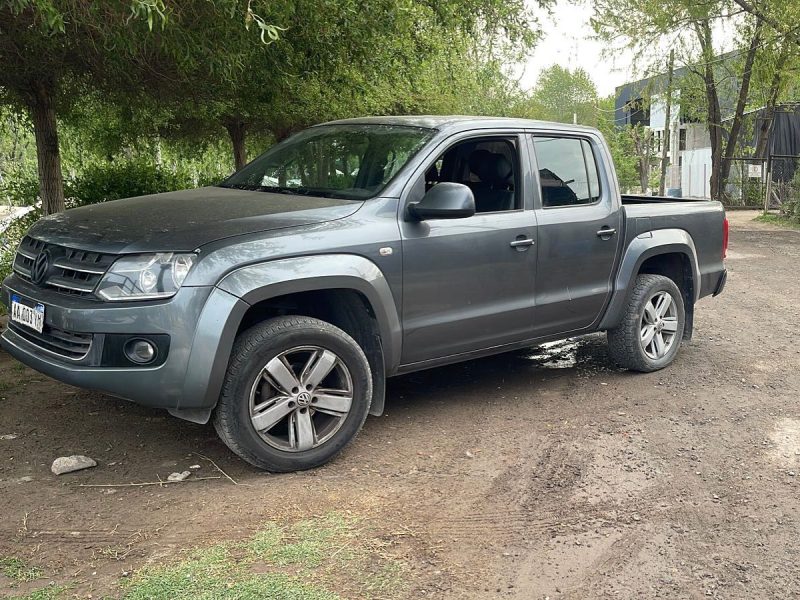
(1, 275, 247, 414)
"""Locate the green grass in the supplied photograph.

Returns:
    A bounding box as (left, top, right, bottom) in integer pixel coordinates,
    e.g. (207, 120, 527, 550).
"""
(1, 556, 43, 582)
(754, 213, 800, 230)
(9, 584, 68, 600)
(246, 513, 354, 568)
(121, 545, 340, 600)
(4, 513, 406, 600)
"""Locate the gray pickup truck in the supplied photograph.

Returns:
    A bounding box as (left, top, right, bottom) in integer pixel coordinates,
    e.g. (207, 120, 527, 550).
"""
(1, 116, 728, 471)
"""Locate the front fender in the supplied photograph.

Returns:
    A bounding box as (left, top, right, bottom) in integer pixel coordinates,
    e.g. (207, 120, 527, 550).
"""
(216, 254, 402, 369)
(599, 229, 700, 331)
(173, 254, 401, 422)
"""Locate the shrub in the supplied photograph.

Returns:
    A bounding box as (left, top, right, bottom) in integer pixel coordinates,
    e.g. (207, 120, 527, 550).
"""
(0, 173, 40, 207)
(67, 161, 196, 206)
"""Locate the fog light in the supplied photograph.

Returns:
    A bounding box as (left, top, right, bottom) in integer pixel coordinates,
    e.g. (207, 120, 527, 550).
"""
(124, 339, 156, 364)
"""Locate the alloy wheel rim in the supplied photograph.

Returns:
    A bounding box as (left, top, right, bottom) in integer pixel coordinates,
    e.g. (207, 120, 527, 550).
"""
(249, 345, 353, 452)
(640, 291, 679, 360)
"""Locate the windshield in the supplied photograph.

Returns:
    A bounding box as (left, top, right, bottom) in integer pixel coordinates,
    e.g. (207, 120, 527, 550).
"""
(220, 124, 435, 200)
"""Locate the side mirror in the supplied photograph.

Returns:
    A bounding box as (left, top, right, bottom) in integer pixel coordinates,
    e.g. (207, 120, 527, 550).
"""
(408, 183, 476, 220)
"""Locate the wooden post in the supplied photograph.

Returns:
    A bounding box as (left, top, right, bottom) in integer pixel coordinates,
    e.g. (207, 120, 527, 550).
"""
(764, 155, 772, 214)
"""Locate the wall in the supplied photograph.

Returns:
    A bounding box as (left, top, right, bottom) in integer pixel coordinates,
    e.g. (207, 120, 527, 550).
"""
(680, 148, 712, 198)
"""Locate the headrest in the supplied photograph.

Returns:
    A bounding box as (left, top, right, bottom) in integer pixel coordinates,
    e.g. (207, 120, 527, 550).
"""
(471, 151, 513, 186)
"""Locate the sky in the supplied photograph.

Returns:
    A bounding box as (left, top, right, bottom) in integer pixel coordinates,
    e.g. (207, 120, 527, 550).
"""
(517, 1, 740, 98)
(515, 2, 637, 97)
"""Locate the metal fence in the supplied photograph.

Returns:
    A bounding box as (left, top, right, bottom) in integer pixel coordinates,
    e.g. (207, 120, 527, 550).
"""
(725, 155, 800, 210)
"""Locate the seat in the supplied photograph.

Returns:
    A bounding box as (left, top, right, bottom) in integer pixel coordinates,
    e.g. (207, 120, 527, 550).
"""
(468, 151, 515, 212)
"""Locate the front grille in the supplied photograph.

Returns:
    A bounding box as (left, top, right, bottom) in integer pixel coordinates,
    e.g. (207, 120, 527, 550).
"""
(8, 322, 93, 360)
(13, 236, 117, 298)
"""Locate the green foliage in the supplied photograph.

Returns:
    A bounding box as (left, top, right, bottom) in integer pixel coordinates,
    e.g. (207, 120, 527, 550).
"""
(754, 213, 800, 229)
(68, 162, 194, 207)
(8, 584, 67, 600)
(0, 173, 39, 207)
(517, 65, 599, 125)
(1, 555, 44, 582)
(596, 97, 640, 191)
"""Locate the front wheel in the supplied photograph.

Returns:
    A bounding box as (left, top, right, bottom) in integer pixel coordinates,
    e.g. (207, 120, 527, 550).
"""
(607, 274, 685, 372)
(213, 316, 372, 472)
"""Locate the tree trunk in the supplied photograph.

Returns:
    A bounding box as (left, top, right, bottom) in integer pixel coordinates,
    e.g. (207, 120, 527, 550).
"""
(696, 20, 724, 200)
(632, 126, 652, 192)
(27, 78, 65, 215)
(659, 50, 675, 196)
(719, 19, 763, 190)
(754, 44, 789, 158)
(224, 119, 248, 170)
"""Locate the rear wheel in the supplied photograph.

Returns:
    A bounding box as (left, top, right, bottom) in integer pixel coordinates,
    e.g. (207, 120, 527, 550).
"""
(607, 274, 685, 372)
(213, 316, 372, 472)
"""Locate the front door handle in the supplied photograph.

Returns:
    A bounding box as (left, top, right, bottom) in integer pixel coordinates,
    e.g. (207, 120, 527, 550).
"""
(510, 237, 535, 249)
(596, 228, 617, 239)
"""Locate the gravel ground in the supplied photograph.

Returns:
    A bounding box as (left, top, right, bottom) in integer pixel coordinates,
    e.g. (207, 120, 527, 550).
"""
(0, 209, 798, 598)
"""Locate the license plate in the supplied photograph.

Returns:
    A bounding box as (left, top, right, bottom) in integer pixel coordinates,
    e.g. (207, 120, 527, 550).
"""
(10, 294, 45, 334)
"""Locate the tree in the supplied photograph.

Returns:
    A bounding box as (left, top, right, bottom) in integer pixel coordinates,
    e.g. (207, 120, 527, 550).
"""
(591, 0, 776, 200)
(2, 0, 548, 208)
(519, 65, 599, 124)
(0, 1, 276, 214)
(167, 0, 544, 170)
(596, 96, 640, 191)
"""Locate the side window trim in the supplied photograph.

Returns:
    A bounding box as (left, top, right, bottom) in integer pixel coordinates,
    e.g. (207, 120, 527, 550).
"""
(531, 134, 604, 210)
(581, 139, 602, 201)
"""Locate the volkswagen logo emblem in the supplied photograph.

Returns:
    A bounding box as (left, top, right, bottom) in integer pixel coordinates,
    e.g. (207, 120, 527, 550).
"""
(31, 250, 50, 285)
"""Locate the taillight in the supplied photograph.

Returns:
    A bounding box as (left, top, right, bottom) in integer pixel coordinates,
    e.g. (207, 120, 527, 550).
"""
(722, 216, 729, 259)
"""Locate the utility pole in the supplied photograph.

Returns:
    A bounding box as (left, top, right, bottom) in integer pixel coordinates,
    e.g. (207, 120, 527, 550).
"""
(659, 49, 675, 196)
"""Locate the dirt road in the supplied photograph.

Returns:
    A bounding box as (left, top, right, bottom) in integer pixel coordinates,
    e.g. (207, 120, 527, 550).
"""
(1, 210, 799, 598)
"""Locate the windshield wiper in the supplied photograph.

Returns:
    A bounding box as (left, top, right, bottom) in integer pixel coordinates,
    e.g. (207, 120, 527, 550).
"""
(258, 186, 353, 200)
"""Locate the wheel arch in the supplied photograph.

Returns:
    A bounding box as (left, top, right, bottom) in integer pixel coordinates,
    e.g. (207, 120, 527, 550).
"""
(174, 255, 400, 423)
(600, 229, 699, 336)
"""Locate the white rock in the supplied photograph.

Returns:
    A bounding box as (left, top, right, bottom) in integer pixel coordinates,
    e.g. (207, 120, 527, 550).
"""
(188, 464, 201, 470)
(51, 455, 97, 475)
(0, 434, 18, 440)
(167, 471, 191, 482)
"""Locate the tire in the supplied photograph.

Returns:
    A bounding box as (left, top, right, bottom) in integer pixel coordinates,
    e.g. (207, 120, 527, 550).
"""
(607, 274, 685, 373)
(213, 316, 372, 472)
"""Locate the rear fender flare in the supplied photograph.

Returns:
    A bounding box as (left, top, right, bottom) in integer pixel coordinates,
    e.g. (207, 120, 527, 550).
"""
(599, 229, 700, 331)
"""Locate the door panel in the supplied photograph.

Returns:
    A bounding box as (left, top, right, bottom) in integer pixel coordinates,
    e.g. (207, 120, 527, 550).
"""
(529, 135, 622, 337)
(400, 211, 537, 363)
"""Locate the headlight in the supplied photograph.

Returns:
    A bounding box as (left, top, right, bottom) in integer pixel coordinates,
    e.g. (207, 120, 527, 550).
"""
(96, 253, 197, 301)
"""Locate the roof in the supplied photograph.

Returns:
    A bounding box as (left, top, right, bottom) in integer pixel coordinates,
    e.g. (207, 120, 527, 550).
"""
(319, 115, 600, 134)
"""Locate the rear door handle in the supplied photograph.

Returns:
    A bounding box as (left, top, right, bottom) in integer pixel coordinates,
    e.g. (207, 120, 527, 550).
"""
(510, 238, 535, 248)
(596, 228, 616, 239)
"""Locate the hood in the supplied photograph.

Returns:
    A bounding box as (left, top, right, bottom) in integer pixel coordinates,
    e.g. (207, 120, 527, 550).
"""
(28, 187, 362, 253)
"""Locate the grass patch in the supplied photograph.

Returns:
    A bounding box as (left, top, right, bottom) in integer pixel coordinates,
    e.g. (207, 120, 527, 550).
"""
(3, 513, 406, 599)
(247, 513, 354, 568)
(121, 545, 339, 600)
(754, 213, 800, 230)
(120, 512, 406, 600)
(9, 584, 68, 600)
(1, 556, 43, 582)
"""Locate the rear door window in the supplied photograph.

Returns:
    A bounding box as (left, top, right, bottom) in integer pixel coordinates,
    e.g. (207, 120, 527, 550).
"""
(534, 137, 602, 207)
